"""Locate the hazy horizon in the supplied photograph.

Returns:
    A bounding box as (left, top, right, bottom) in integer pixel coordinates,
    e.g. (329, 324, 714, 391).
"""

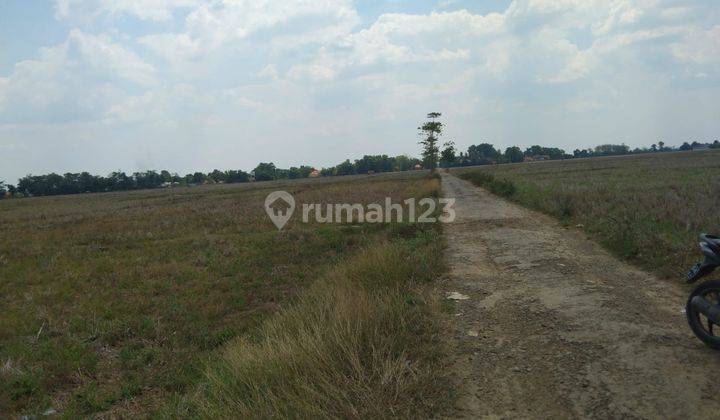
(1, 0, 719, 183)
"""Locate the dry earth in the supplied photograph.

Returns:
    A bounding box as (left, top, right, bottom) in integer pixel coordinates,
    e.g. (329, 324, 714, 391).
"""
(440, 172, 720, 419)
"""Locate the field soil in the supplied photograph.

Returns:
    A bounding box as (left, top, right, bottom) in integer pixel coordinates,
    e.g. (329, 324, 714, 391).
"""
(440, 172, 720, 418)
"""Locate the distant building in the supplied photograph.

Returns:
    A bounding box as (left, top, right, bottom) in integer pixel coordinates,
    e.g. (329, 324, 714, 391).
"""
(413, 164, 423, 170)
(693, 144, 710, 151)
(309, 169, 320, 178)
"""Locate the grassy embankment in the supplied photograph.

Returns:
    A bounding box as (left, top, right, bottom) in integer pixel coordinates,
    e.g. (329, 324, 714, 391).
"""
(454, 150, 720, 279)
(0, 172, 450, 417)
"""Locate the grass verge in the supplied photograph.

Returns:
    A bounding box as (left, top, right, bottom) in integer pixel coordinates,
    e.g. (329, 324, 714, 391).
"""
(177, 224, 450, 418)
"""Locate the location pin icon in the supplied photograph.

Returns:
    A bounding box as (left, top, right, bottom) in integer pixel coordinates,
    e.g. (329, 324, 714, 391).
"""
(264, 191, 295, 230)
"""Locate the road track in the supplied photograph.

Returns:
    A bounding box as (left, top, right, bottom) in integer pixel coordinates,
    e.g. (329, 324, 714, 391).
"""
(440, 172, 720, 419)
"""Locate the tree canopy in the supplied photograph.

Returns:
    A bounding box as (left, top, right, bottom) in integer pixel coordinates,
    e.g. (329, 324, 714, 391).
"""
(418, 112, 443, 170)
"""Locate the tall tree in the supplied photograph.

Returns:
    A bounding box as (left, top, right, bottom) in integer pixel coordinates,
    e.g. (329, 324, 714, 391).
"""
(418, 112, 443, 170)
(524, 145, 567, 160)
(440, 141, 456, 167)
(467, 143, 500, 164)
(504, 146, 524, 163)
(225, 170, 250, 183)
(334, 159, 355, 176)
(253, 163, 278, 181)
(191, 172, 206, 184)
(209, 169, 226, 183)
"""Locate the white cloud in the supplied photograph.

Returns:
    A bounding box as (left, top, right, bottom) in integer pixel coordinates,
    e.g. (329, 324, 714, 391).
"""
(659, 6, 693, 21)
(139, 33, 202, 63)
(137, 0, 361, 68)
(0, 29, 154, 122)
(482, 42, 514, 80)
(284, 10, 499, 80)
(591, 0, 645, 35)
(258, 64, 279, 81)
(191, 0, 358, 48)
(103, 84, 202, 124)
(0, 77, 7, 108)
(69, 29, 156, 84)
(545, 52, 592, 83)
(55, 0, 201, 22)
(671, 26, 720, 65)
(287, 64, 336, 82)
(188, 0, 359, 38)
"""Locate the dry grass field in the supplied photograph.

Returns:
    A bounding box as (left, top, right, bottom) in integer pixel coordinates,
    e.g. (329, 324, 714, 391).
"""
(454, 150, 720, 280)
(0, 172, 449, 417)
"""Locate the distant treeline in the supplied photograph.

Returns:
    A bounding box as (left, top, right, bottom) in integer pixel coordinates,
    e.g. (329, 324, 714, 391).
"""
(0, 155, 422, 198)
(438, 140, 720, 167)
(319, 155, 422, 176)
(1, 140, 718, 198)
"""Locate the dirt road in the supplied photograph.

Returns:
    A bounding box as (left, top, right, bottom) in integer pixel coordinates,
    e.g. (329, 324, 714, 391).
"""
(440, 173, 720, 419)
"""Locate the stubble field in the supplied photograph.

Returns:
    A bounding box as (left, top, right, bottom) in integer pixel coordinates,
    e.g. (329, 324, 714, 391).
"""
(0, 171, 449, 417)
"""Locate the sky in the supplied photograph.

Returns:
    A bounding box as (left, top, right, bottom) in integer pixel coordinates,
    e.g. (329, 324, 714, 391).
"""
(0, 0, 719, 183)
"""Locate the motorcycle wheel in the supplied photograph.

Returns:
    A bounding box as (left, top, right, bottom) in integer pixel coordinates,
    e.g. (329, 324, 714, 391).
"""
(686, 280, 720, 349)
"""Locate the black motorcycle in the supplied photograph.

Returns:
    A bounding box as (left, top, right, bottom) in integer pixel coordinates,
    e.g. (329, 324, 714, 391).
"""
(686, 234, 720, 348)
